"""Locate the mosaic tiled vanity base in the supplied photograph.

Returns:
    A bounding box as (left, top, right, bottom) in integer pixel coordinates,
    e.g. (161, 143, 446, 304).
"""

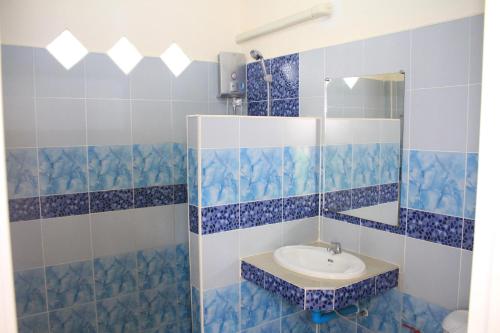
(241, 247, 399, 312)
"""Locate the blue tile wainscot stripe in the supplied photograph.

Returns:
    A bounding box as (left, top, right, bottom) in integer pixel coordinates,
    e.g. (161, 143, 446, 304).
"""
(305, 290, 334, 311)
(462, 219, 474, 251)
(201, 203, 240, 234)
(406, 209, 463, 248)
(40, 193, 89, 218)
(189, 205, 199, 234)
(334, 277, 376, 310)
(283, 194, 319, 221)
(379, 183, 399, 203)
(134, 185, 174, 208)
(351, 186, 379, 209)
(240, 199, 283, 228)
(90, 189, 134, 213)
(9, 197, 41, 222)
(360, 208, 408, 235)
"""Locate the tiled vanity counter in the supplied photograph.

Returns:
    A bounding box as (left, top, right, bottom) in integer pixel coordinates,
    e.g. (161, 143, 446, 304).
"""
(241, 243, 399, 312)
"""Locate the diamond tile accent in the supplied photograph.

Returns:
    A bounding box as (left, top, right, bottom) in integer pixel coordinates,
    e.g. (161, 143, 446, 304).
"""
(161, 43, 191, 77)
(46, 30, 88, 70)
(107, 37, 143, 74)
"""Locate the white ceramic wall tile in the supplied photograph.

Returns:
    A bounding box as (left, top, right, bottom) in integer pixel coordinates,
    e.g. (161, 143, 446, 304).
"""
(412, 18, 469, 89)
(36, 98, 86, 147)
(299, 97, 323, 118)
(34, 48, 85, 98)
(239, 223, 283, 258)
(458, 250, 473, 309)
(283, 117, 320, 146)
(10, 220, 44, 271)
(130, 57, 172, 100)
(202, 229, 239, 290)
(467, 84, 481, 153)
(299, 48, 325, 98)
(469, 15, 484, 85)
(131, 100, 172, 144)
(42, 214, 92, 266)
(1, 45, 34, 98)
(133, 205, 175, 251)
(187, 116, 199, 149)
(351, 119, 380, 144)
(91, 210, 138, 257)
(201, 117, 239, 149)
(174, 204, 189, 245)
(282, 217, 318, 246)
(403, 237, 461, 309)
(320, 218, 360, 252)
(359, 226, 405, 270)
(325, 41, 365, 79)
(240, 117, 284, 148)
(410, 86, 468, 152)
(85, 53, 130, 99)
(189, 232, 200, 288)
(172, 61, 209, 101)
(379, 119, 401, 143)
(325, 118, 353, 145)
(208, 100, 229, 115)
(208, 62, 220, 102)
(3, 96, 36, 148)
(172, 101, 208, 144)
(403, 89, 411, 149)
(86, 99, 132, 145)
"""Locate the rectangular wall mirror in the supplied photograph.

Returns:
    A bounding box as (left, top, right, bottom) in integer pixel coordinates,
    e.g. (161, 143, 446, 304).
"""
(322, 72, 405, 226)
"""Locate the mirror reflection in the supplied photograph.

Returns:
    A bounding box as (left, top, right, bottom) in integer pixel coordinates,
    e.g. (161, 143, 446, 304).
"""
(322, 72, 405, 226)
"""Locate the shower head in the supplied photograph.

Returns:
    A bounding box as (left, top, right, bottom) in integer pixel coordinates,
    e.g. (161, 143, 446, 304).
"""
(250, 49, 264, 61)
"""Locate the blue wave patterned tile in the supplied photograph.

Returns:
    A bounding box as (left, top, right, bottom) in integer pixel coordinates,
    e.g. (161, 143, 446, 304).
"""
(137, 246, 176, 290)
(177, 281, 191, 320)
(9, 197, 41, 222)
(402, 293, 449, 333)
(323, 190, 351, 213)
(178, 319, 192, 333)
(462, 219, 474, 251)
(282, 299, 303, 316)
(284, 146, 319, 197)
(191, 287, 201, 333)
(189, 205, 199, 234)
(201, 149, 239, 207)
(283, 194, 319, 221)
(334, 277, 375, 309)
(172, 143, 187, 185)
(139, 286, 178, 330)
(248, 101, 268, 116)
(406, 209, 463, 247)
(173, 184, 187, 204)
(46, 261, 94, 310)
(408, 150, 465, 217)
(241, 262, 266, 289)
(375, 269, 399, 294)
(201, 204, 239, 234)
(465, 153, 478, 220)
(40, 192, 89, 218)
(281, 311, 316, 333)
(203, 284, 240, 333)
(176, 243, 190, 282)
(319, 315, 357, 333)
(133, 144, 172, 188)
(15, 268, 47, 317)
(240, 199, 282, 228)
(400, 150, 409, 208)
(324, 145, 352, 192)
(143, 322, 177, 333)
(18, 313, 49, 333)
(7, 148, 38, 199)
(97, 293, 139, 333)
(134, 185, 174, 208)
(242, 319, 280, 333)
(272, 98, 299, 117)
(49, 302, 97, 333)
(379, 183, 399, 204)
(323, 212, 360, 225)
(90, 189, 133, 213)
(271, 53, 299, 99)
(240, 147, 282, 202)
(247, 60, 271, 102)
(358, 288, 402, 333)
(88, 145, 132, 191)
(241, 281, 280, 330)
(188, 148, 198, 205)
(351, 186, 379, 209)
(380, 143, 400, 184)
(38, 147, 87, 195)
(352, 144, 380, 188)
(94, 253, 137, 300)
(305, 290, 334, 311)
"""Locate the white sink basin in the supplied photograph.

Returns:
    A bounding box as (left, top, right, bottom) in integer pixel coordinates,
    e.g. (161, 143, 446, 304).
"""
(273, 245, 366, 280)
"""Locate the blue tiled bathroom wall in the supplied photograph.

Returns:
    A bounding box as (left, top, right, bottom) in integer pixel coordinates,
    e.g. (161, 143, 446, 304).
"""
(188, 116, 322, 332)
(246, 15, 483, 333)
(3, 44, 231, 332)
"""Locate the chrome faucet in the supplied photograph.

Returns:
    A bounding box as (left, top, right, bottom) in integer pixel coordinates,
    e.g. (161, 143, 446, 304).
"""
(327, 242, 342, 255)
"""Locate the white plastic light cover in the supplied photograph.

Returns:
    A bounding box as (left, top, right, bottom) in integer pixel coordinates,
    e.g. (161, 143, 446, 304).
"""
(343, 77, 359, 89)
(46, 30, 88, 70)
(161, 43, 192, 77)
(107, 37, 143, 74)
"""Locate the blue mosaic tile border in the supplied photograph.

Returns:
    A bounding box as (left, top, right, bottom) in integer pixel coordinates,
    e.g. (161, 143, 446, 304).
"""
(305, 290, 334, 311)
(248, 101, 268, 116)
(462, 219, 474, 251)
(41, 193, 89, 219)
(201, 203, 240, 234)
(334, 277, 376, 309)
(90, 189, 134, 213)
(323, 211, 360, 225)
(351, 186, 379, 209)
(323, 190, 351, 213)
(406, 209, 463, 248)
(379, 183, 399, 203)
(360, 208, 408, 235)
(9, 197, 41, 222)
(134, 185, 174, 208)
(189, 205, 199, 234)
(240, 199, 283, 228)
(272, 99, 299, 117)
(173, 184, 187, 204)
(375, 269, 399, 294)
(283, 194, 319, 221)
